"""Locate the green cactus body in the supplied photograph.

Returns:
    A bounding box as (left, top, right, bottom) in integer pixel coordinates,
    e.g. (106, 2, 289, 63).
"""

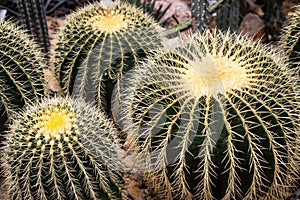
(115, 31, 300, 200)
(17, 0, 51, 57)
(192, 0, 209, 33)
(0, 20, 44, 133)
(3, 97, 125, 200)
(53, 2, 162, 114)
(280, 5, 300, 76)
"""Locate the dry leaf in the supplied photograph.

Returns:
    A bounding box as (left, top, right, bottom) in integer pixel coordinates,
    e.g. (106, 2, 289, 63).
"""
(238, 13, 267, 42)
(283, 0, 298, 17)
(246, 0, 264, 17)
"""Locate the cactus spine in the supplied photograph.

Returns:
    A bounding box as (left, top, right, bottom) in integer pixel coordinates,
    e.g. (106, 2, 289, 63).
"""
(53, 2, 162, 114)
(116, 31, 300, 200)
(3, 97, 125, 200)
(0, 20, 44, 133)
(280, 5, 300, 76)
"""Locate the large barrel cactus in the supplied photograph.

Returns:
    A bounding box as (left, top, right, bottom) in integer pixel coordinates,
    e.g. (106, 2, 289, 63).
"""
(115, 31, 300, 200)
(0, 20, 44, 133)
(280, 5, 300, 76)
(53, 2, 162, 114)
(2, 97, 125, 199)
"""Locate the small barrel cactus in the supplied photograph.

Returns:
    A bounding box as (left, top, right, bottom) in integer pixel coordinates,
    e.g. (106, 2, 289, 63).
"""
(53, 2, 162, 114)
(2, 97, 125, 199)
(115, 31, 300, 200)
(0, 20, 44, 133)
(280, 5, 300, 75)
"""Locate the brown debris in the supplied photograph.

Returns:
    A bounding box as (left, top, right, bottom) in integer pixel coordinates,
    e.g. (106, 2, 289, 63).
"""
(246, 0, 264, 17)
(238, 13, 267, 42)
(46, 16, 64, 47)
(283, 0, 299, 17)
(43, 68, 63, 96)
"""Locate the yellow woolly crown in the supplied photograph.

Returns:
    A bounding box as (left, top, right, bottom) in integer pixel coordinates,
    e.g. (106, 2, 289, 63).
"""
(184, 54, 249, 98)
(88, 12, 129, 34)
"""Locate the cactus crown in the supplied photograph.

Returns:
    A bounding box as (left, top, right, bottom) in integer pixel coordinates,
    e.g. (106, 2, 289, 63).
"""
(115, 30, 300, 200)
(3, 97, 125, 199)
(31, 101, 76, 139)
(179, 34, 250, 98)
(88, 11, 129, 34)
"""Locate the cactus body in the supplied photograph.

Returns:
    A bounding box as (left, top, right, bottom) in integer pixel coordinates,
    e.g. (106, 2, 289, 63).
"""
(192, 0, 209, 33)
(280, 5, 300, 76)
(0, 20, 44, 133)
(116, 31, 300, 200)
(17, 0, 51, 57)
(53, 2, 162, 114)
(3, 97, 125, 200)
(216, 0, 240, 32)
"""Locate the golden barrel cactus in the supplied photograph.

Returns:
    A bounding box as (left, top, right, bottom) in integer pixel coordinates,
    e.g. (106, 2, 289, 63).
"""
(115, 31, 300, 200)
(53, 2, 162, 114)
(3, 97, 125, 199)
